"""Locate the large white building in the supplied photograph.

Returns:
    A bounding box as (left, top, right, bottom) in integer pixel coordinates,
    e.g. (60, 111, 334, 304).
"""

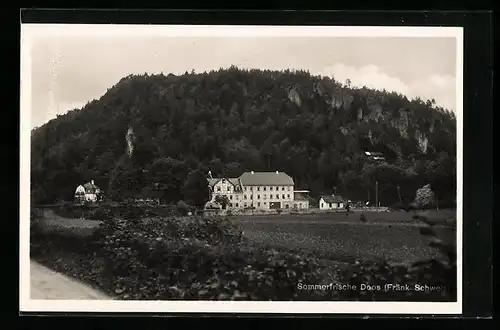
(205, 171, 309, 211)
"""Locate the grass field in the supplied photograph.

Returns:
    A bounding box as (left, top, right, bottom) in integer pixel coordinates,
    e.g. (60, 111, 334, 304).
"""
(230, 210, 457, 264)
(34, 207, 457, 264)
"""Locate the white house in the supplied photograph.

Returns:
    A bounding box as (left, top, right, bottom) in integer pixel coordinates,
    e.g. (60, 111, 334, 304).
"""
(319, 195, 345, 210)
(74, 180, 101, 203)
(205, 171, 309, 211)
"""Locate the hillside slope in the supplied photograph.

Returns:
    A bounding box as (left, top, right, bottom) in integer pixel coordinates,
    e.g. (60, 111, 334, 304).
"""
(30, 66, 456, 207)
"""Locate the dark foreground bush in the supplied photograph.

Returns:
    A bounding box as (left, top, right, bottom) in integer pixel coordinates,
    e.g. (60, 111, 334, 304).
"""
(31, 214, 456, 302)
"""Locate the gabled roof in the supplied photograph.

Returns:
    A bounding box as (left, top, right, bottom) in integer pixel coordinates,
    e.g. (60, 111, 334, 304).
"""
(208, 178, 220, 186)
(208, 177, 242, 188)
(294, 192, 309, 201)
(239, 171, 294, 186)
(320, 195, 344, 203)
(82, 182, 100, 193)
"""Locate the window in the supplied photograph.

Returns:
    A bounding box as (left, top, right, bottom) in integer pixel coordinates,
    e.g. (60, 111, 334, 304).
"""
(257, 202, 261, 207)
(244, 187, 247, 191)
(276, 187, 279, 191)
(250, 195, 253, 199)
(282, 187, 285, 191)
(321, 203, 324, 208)
(288, 186, 291, 191)
(244, 195, 247, 199)
(263, 187, 266, 191)
(263, 194, 267, 199)
(287, 194, 290, 199)
(235, 203, 239, 207)
(217, 187, 221, 191)
(244, 203, 247, 207)
(235, 195, 239, 200)
(227, 187, 231, 192)
(285, 204, 289, 209)
(264, 202, 267, 205)
(230, 195, 233, 200)
(270, 187, 273, 191)
(229, 203, 233, 207)
(276, 194, 279, 199)
(257, 187, 260, 191)
(282, 194, 285, 199)
(329, 203, 332, 207)
(250, 187, 253, 191)
(257, 195, 261, 199)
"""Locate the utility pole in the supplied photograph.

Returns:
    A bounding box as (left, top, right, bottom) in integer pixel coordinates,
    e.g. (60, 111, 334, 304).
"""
(375, 181, 379, 210)
(397, 185, 403, 205)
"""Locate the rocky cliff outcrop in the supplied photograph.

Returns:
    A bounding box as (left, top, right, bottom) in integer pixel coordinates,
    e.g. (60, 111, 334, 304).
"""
(125, 126, 136, 157)
(288, 87, 301, 107)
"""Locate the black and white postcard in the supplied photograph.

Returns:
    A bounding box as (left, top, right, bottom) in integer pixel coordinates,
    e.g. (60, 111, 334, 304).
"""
(20, 24, 463, 314)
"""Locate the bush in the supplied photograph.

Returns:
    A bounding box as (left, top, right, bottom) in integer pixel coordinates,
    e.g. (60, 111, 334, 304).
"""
(176, 200, 191, 216)
(87, 207, 113, 221)
(31, 213, 456, 302)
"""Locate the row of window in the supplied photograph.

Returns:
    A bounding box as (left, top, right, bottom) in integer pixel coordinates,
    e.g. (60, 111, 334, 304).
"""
(245, 186, 292, 192)
(228, 194, 291, 200)
(216, 185, 292, 192)
(320, 202, 343, 208)
(228, 202, 304, 208)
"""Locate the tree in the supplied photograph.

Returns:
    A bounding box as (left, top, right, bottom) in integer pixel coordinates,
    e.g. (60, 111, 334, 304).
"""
(414, 184, 436, 209)
(181, 169, 210, 209)
(30, 67, 456, 205)
(108, 157, 145, 201)
(145, 157, 188, 203)
(214, 195, 230, 209)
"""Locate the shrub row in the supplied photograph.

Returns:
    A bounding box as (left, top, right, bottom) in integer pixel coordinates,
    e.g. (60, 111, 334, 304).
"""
(31, 213, 456, 302)
(51, 201, 197, 221)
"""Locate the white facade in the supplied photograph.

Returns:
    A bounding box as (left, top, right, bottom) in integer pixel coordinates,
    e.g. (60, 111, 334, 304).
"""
(319, 197, 344, 210)
(239, 184, 295, 210)
(206, 172, 308, 211)
(74, 180, 101, 203)
(208, 178, 242, 209)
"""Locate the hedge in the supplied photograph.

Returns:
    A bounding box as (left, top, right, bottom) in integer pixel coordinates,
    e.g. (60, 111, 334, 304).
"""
(30, 212, 456, 302)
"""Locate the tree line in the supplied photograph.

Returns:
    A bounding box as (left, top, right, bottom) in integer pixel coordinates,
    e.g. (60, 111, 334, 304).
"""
(30, 66, 456, 208)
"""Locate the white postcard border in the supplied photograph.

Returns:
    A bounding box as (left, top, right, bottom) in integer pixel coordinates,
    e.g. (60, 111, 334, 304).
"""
(20, 24, 463, 314)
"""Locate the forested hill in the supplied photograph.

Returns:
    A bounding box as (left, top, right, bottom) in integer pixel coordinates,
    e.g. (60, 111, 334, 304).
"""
(30, 66, 457, 207)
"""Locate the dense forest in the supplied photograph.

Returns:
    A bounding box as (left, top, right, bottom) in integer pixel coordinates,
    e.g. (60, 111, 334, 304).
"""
(30, 66, 457, 208)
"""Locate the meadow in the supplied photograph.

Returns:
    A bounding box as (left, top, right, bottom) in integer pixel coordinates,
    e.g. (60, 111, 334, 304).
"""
(231, 210, 457, 263)
(30, 206, 457, 301)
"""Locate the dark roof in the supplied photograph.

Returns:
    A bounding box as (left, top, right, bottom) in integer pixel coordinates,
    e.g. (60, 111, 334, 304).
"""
(239, 171, 294, 186)
(82, 182, 100, 193)
(208, 178, 220, 186)
(294, 192, 309, 201)
(320, 195, 344, 203)
(208, 177, 241, 188)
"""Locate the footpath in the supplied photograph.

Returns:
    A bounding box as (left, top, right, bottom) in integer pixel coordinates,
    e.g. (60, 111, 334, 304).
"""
(30, 260, 112, 300)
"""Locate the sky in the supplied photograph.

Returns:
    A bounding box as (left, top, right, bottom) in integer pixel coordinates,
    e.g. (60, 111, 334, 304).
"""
(26, 28, 458, 129)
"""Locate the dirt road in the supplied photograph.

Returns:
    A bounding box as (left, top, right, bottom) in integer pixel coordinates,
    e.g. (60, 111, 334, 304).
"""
(30, 260, 112, 300)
